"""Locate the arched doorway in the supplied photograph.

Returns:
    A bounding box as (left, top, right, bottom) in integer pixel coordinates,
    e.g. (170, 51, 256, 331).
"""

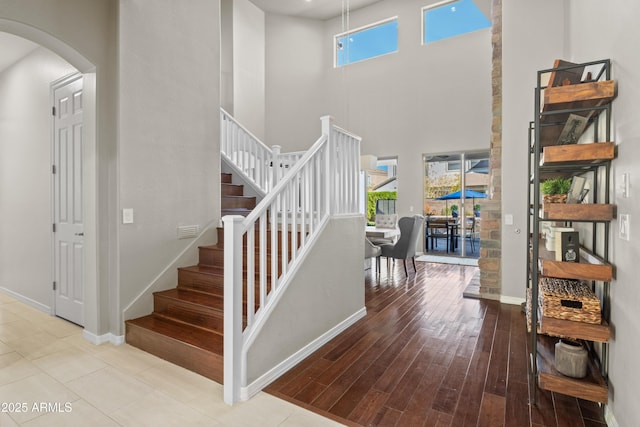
(0, 19, 99, 337)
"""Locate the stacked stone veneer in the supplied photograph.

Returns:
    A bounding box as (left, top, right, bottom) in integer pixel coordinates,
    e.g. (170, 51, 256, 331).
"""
(478, 0, 502, 299)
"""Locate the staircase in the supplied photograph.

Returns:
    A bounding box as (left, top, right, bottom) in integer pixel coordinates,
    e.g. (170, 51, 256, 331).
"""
(127, 112, 362, 403)
(221, 173, 256, 216)
(125, 172, 258, 383)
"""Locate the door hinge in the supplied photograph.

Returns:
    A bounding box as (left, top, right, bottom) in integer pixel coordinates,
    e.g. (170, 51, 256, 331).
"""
(53, 281, 57, 291)
(52, 164, 56, 174)
(52, 106, 56, 116)
(53, 223, 56, 233)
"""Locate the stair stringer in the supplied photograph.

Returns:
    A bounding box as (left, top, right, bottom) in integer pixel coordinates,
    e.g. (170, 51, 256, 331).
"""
(240, 215, 366, 400)
(122, 221, 218, 325)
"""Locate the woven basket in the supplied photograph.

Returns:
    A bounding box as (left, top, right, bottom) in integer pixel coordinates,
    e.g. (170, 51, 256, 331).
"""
(543, 194, 568, 204)
(526, 289, 570, 338)
(538, 277, 601, 324)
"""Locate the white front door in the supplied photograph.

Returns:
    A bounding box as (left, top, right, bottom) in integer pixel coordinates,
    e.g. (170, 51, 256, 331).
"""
(53, 75, 84, 326)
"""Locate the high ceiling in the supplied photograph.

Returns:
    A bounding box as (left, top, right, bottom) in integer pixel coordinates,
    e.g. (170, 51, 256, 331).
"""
(249, 0, 384, 20)
(0, 32, 38, 73)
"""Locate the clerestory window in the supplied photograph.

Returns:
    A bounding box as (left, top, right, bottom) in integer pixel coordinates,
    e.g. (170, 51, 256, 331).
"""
(334, 17, 398, 67)
(422, 0, 491, 45)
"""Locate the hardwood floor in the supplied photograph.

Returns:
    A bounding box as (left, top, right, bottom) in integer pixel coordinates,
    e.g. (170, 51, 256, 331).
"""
(266, 261, 606, 427)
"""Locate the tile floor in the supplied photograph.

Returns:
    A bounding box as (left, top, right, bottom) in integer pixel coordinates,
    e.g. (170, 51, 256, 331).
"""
(0, 292, 343, 426)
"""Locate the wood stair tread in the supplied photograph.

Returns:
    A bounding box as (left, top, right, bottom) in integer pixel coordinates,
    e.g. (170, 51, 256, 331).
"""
(178, 265, 224, 276)
(156, 288, 224, 311)
(221, 208, 252, 215)
(127, 315, 223, 354)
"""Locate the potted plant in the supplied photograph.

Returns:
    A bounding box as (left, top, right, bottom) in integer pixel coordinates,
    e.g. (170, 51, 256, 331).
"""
(473, 204, 481, 217)
(450, 204, 459, 218)
(541, 177, 572, 204)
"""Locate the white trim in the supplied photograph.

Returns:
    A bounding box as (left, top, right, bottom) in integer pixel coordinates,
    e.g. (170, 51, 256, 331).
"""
(82, 330, 124, 346)
(500, 295, 526, 306)
(0, 287, 51, 314)
(239, 307, 367, 401)
(605, 405, 619, 427)
(334, 15, 398, 39)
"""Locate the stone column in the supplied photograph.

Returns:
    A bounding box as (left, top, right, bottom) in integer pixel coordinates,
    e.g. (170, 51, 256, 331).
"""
(478, 0, 502, 299)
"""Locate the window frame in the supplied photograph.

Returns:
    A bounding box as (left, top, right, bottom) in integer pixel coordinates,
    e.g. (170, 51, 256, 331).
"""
(334, 16, 399, 68)
(421, 0, 491, 46)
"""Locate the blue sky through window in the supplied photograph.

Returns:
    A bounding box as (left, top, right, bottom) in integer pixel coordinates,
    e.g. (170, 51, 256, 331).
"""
(336, 19, 398, 67)
(423, 0, 491, 44)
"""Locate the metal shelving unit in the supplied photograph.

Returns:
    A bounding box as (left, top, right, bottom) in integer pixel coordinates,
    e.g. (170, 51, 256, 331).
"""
(526, 59, 616, 404)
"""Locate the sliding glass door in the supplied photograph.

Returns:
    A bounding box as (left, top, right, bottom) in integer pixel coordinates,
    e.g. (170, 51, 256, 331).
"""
(423, 150, 489, 258)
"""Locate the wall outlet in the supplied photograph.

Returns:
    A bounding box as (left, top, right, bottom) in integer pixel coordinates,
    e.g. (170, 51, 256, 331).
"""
(619, 214, 630, 241)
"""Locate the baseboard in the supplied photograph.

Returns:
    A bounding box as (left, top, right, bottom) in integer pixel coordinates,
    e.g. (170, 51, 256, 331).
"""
(605, 405, 619, 427)
(240, 307, 368, 401)
(82, 330, 125, 346)
(500, 295, 526, 306)
(0, 287, 51, 314)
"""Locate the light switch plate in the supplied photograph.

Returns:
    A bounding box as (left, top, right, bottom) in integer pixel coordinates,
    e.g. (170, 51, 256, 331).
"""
(622, 173, 630, 198)
(619, 214, 630, 241)
(122, 208, 134, 224)
(505, 214, 514, 225)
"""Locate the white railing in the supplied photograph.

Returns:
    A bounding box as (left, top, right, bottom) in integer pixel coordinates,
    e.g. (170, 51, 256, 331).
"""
(222, 116, 361, 404)
(220, 109, 305, 194)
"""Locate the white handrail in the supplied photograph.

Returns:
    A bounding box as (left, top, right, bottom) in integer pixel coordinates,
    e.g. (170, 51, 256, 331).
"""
(222, 116, 361, 404)
(220, 109, 305, 194)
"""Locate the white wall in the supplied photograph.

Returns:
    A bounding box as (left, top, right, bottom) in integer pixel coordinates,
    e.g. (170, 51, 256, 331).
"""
(501, 0, 567, 301)
(0, 47, 76, 308)
(247, 216, 365, 383)
(233, 0, 266, 140)
(567, 1, 640, 424)
(265, 0, 492, 242)
(265, 13, 326, 148)
(118, 0, 221, 333)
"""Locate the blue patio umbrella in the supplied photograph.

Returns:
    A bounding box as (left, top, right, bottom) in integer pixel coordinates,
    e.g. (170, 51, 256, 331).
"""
(436, 189, 488, 200)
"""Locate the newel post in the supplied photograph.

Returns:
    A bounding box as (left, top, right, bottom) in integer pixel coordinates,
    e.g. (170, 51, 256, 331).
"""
(321, 115, 334, 215)
(271, 144, 281, 190)
(222, 215, 244, 405)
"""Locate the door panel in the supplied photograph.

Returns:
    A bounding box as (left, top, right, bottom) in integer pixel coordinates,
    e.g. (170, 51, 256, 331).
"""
(53, 75, 84, 326)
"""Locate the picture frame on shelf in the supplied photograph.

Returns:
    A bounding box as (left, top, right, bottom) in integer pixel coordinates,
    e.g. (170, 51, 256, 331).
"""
(557, 114, 589, 145)
(567, 176, 588, 204)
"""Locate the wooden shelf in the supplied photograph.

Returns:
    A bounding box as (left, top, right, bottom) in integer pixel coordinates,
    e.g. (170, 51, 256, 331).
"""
(541, 203, 615, 221)
(536, 334, 608, 403)
(538, 241, 614, 282)
(541, 142, 615, 165)
(539, 80, 616, 147)
(543, 80, 616, 112)
(540, 316, 610, 343)
(526, 290, 610, 343)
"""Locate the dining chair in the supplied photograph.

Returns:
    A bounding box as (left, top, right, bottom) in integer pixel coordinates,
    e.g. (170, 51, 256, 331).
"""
(365, 237, 382, 274)
(369, 214, 398, 245)
(380, 215, 424, 276)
